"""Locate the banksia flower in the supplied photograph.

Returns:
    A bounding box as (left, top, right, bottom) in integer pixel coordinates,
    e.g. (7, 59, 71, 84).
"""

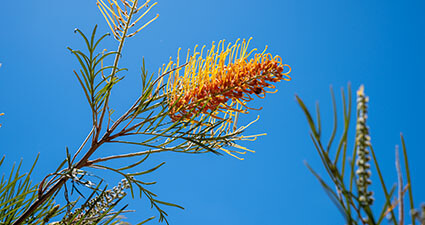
(355, 85, 374, 206)
(160, 38, 291, 123)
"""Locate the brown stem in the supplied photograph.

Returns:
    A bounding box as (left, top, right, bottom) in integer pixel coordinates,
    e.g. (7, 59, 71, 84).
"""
(87, 149, 168, 165)
(12, 140, 101, 225)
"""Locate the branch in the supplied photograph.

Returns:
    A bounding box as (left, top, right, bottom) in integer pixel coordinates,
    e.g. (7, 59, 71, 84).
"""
(87, 149, 168, 165)
(72, 126, 95, 164)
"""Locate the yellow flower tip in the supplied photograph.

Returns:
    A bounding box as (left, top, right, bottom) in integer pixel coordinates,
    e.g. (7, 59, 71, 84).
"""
(357, 84, 365, 96)
(221, 148, 245, 160)
(232, 143, 255, 153)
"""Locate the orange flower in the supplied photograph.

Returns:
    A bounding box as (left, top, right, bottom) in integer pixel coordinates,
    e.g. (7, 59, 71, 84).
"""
(160, 38, 291, 123)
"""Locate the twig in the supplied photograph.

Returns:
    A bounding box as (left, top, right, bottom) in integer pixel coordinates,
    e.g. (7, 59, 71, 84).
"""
(87, 149, 168, 165)
(72, 126, 95, 164)
(396, 145, 404, 225)
(384, 184, 409, 218)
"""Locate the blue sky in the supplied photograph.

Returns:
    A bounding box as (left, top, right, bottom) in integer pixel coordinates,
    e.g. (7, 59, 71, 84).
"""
(1, 0, 425, 224)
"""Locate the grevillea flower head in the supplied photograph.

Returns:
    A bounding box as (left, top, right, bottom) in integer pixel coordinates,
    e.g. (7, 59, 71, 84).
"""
(156, 39, 291, 159)
(159, 38, 291, 123)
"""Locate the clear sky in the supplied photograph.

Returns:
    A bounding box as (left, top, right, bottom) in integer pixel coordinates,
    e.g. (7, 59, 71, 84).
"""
(1, 0, 424, 224)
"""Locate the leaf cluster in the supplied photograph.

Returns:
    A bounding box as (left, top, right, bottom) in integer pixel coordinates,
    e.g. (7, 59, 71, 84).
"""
(68, 25, 125, 128)
(0, 155, 59, 224)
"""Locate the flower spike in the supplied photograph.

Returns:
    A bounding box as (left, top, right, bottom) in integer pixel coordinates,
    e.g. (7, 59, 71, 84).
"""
(355, 85, 374, 207)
